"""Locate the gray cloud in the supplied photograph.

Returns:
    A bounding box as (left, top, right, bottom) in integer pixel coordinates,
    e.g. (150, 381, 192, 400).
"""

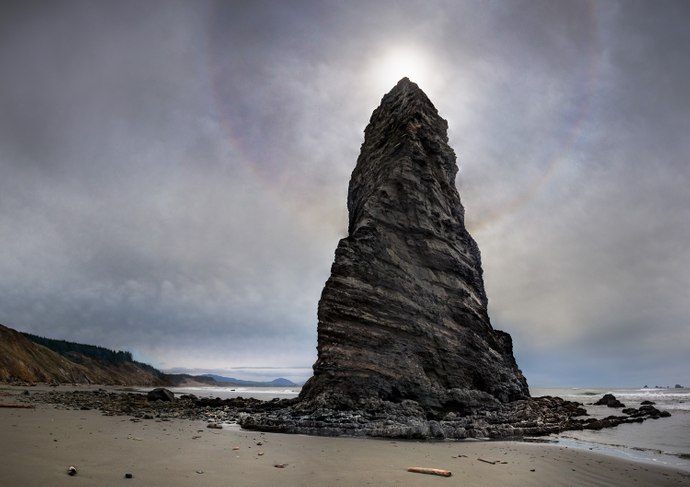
(1, 0, 688, 386)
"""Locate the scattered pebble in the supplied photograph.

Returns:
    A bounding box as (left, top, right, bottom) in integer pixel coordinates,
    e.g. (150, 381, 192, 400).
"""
(274, 463, 288, 468)
(124, 473, 133, 479)
(67, 466, 77, 476)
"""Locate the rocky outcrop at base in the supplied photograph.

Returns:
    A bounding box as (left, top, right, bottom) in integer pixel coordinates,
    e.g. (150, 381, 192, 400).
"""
(240, 395, 587, 439)
(15, 389, 671, 441)
(240, 394, 670, 439)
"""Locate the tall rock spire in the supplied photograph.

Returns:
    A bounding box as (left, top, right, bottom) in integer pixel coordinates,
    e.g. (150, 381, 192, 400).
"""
(242, 79, 653, 440)
(300, 78, 529, 412)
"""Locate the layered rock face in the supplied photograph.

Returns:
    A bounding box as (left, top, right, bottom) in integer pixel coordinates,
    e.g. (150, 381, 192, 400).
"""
(299, 78, 528, 413)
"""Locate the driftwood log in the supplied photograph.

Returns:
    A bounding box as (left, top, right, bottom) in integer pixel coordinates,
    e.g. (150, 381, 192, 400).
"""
(407, 467, 452, 477)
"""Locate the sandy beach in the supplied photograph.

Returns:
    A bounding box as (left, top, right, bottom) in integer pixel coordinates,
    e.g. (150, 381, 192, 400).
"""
(0, 388, 687, 486)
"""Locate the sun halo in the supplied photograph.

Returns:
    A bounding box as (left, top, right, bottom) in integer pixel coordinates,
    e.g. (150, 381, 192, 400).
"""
(371, 47, 432, 92)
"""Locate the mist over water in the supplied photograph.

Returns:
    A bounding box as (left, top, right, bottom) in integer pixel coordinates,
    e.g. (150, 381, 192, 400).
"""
(532, 387, 690, 472)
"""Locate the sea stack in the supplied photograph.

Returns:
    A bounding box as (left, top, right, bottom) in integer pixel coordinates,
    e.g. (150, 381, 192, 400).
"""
(299, 78, 529, 413)
(241, 79, 666, 438)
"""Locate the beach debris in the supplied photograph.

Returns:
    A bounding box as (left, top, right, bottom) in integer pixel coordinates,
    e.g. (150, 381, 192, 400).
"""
(232, 446, 240, 450)
(477, 458, 508, 465)
(196, 470, 204, 474)
(407, 467, 452, 477)
(274, 463, 288, 468)
(0, 403, 35, 409)
(124, 473, 133, 479)
(258, 452, 265, 456)
(207, 422, 222, 429)
(67, 466, 77, 476)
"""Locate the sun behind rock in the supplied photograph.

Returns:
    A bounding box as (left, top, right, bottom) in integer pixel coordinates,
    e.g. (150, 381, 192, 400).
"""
(370, 46, 432, 92)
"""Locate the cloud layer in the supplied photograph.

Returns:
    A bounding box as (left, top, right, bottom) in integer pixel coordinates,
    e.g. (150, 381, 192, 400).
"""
(1, 0, 688, 386)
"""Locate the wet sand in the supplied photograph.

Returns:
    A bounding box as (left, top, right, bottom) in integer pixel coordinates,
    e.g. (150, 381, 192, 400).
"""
(1, 391, 688, 486)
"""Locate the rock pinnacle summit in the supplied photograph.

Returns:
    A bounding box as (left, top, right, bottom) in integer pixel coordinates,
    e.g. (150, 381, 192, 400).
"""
(299, 77, 529, 413)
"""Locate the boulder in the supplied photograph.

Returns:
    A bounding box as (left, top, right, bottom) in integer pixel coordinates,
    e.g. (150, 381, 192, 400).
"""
(146, 388, 174, 402)
(594, 393, 625, 408)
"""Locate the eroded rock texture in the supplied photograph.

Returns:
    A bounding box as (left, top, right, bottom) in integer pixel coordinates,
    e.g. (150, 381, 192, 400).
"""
(299, 78, 529, 414)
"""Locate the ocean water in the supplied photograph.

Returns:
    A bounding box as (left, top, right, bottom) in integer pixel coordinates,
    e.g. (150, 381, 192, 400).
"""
(168, 386, 301, 401)
(167, 385, 690, 471)
(532, 387, 690, 472)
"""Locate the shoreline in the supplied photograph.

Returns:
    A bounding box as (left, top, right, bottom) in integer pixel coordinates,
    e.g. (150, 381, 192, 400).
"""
(2, 385, 689, 486)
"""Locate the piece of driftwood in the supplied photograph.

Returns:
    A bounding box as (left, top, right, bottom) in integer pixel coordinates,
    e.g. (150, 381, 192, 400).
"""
(0, 404, 34, 409)
(477, 458, 496, 465)
(407, 467, 452, 477)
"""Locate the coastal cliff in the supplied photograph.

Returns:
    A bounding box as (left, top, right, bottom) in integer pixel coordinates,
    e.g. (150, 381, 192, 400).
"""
(0, 324, 166, 386)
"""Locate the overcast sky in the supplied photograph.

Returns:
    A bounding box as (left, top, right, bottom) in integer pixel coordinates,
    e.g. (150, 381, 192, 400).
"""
(1, 0, 688, 387)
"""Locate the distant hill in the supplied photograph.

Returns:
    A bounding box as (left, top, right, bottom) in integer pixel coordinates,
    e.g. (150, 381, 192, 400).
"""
(160, 373, 301, 388)
(0, 324, 166, 386)
(160, 373, 219, 387)
(1, 323, 301, 388)
(201, 374, 298, 387)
